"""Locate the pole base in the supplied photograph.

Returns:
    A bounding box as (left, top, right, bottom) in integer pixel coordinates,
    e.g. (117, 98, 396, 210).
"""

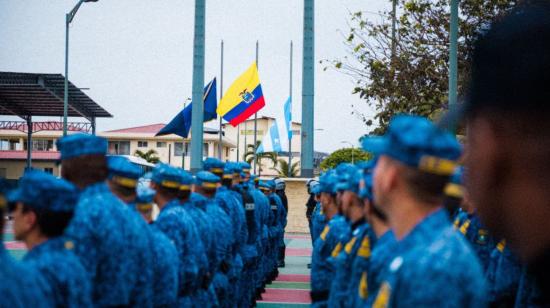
(301, 168, 314, 178)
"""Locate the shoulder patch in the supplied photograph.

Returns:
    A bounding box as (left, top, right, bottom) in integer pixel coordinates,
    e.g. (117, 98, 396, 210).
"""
(496, 239, 506, 252)
(459, 219, 471, 235)
(373, 281, 391, 308)
(320, 225, 330, 241)
(358, 272, 369, 299)
(345, 236, 358, 254)
(357, 236, 371, 258)
(331, 242, 343, 258)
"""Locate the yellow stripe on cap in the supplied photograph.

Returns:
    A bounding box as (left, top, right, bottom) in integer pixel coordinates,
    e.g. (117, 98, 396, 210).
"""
(179, 185, 191, 191)
(112, 175, 138, 188)
(202, 182, 217, 189)
(444, 183, 464, 198)
(210, 167, 223, 173)
(223, 174, 233, 179)
(136, 203, 153, 212)
(418, 155, 457, 176)
(161, 180, 180, 189)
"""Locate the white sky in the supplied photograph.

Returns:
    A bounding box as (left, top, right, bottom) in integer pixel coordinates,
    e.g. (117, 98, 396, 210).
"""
(0, 0, 388, 153)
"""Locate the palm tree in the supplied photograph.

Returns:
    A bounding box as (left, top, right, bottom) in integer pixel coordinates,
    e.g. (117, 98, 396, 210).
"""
(243, 141, 278, 176)
(134, 149, 160, 164)
(273, 159, 300, 177)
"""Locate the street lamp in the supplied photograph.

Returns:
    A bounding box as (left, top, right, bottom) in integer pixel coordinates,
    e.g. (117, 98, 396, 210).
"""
(63, 0, 99, 137)
(341, 141, 355, 164)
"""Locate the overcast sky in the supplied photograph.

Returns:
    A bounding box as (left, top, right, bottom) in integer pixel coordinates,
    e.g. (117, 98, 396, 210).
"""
(0, 0, 388, 153)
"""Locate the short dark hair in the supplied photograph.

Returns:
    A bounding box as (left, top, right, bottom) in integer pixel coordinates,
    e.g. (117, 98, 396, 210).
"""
(22, 205, 73, 238)
(400, 165, 450, 205)
(155, 185, 180, 201)
(61, 154, 108, 187)
(178, 190, 191, 201)
(109, 181, 137, 199)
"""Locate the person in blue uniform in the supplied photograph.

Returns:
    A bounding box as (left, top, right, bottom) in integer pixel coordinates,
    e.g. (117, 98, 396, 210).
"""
(310, 183, 325, 243)
(328, 167, 374, 308)
(0, 179, 53, 308)
(363, 115, 485, 307)
(57, 133, 151, 307)
(194, 171, 234, 307)
(485, 239, 522, 306)
(106, 156, 155, 307)
(310, 171, 350, 307)
(8, 170, 92, 307)
(150, 163, 208, 306)
(135, 186, 179, 307)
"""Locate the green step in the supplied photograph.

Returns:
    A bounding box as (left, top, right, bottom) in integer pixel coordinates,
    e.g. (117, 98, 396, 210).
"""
(268, 281, 310, 290)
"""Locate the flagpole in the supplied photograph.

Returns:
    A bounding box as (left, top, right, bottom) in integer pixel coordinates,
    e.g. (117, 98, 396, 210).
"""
(288, 40, 293, 177)
(218, 40, 224, 159)
(253, 40, 259, 175)
(236, 125, 240, 162)
(190, 0, 206, 173)
(244, 121, 248, 163)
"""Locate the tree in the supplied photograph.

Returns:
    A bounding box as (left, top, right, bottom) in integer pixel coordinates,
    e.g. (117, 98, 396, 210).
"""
(243, 141, 278, 176)
(328, 0, 516, 134)
(320, 148, 372, 171)
(273, 159, 300, 177)
(134, 149, 160, 164)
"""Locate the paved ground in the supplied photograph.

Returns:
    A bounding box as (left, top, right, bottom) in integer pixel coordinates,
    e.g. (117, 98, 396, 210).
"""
(3, 223, 313, 307)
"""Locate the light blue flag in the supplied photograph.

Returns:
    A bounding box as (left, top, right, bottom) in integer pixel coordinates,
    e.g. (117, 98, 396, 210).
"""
(284, 97, 292, 140)
(257, 119, 286, 154)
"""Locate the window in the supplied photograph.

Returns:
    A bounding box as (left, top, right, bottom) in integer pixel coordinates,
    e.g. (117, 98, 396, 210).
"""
(157, 142, 167, 148)
(108, 141, 130, 155)
(174, 142, 189, 157)
(22, 139, 54, 151)
(0, 139, 19, 151)
(137, 141, 148, 148)
(44, 168, 53, 174)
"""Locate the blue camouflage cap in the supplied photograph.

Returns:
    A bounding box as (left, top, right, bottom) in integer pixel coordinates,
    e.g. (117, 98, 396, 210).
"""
(361, 115, 462, 176)
(239, 162, 252, 174)
(258, 180, 271, 191)
(310, 181, 321, 195)
(7, 170, 78, 212)
(250, 174, 260, 183)
(195, 171, 220, 189)
(56, 133, 108, 160)
(151, 163, 182, 189)
(135, 186, 155, 212)
(178, 170, 194, 191)
(107, 156, 143, 188)
(444, 166, 465, 199)
(222, 164, 235, 180)
(335, 163, 359, 192)
(203, 157, 225, 174)
(319, 170, 338, 194)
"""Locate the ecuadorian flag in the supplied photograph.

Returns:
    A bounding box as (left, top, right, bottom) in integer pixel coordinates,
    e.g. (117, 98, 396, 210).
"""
(217, 62, 265, 126)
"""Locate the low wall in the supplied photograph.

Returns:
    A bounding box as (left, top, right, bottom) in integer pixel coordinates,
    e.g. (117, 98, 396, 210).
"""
(282, 178, 310, 233)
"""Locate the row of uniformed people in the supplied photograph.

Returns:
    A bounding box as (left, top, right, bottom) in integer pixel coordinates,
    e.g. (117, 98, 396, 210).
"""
(308, 114, 543, 307)
(0, 133, 287, 307)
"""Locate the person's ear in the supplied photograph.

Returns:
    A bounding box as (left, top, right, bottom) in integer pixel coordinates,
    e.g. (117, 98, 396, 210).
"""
(19, 204, 37, 232)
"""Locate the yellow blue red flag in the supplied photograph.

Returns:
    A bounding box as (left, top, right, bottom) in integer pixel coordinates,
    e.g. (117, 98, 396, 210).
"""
(217, 62, 265, 126)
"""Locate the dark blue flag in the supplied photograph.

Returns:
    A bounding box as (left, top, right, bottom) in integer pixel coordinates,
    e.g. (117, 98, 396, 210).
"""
(156, 78, 217, 138)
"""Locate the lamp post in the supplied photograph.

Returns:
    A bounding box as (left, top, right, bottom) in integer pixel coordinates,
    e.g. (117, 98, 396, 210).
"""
(64, 0, 98, 137)
(341, 141, 355, 164)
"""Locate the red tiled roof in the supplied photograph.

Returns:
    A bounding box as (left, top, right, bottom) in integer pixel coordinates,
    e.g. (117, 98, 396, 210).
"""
(104, 124, 166, 134)
(0, 151, 59, 161)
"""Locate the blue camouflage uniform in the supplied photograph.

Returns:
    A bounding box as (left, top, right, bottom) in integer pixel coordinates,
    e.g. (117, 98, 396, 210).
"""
(455, 212, 496, 273)
(485, 239, 522, 306)
(10, 171, 92, 307)
(196, 171, 234, 307)
(310, 171, 351, 307)
(135, 186, 179, 307)
(57, 133, 152, 307)
(259, 180, 286, 281)
(362, 115, 486, 307)
(107, 156, 156, 307)
(515, 266, 544, 307)
(150, 163, 208, 306)
(310, 184, 326, 243)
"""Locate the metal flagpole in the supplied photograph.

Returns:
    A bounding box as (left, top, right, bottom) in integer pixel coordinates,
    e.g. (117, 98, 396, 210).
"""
(190, 0, 206, 173)
(301, 0, 315, 178)
(244, 121, 248, 162)
(236, 124, 240, 162)
(253, 40, 259, 174)
(288, 40, 293, 177)
(218, 40, 224, 159)
(448, 0, 458, 132)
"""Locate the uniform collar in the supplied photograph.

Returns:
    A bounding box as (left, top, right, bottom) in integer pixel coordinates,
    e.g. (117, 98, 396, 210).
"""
(24, 237, 67, 260)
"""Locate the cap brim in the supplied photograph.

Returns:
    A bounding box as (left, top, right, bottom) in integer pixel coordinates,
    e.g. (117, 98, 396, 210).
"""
(437, 103, 465, 131)
(361, 136, 389, 154)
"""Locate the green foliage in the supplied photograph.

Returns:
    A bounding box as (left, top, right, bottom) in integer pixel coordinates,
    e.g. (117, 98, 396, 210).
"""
(134, 149, 160, 164)
(243, 141, 278, 176)
(273, 159, 300, 177)
(328, 0, 516, 134)
(320, 148, 372, 171)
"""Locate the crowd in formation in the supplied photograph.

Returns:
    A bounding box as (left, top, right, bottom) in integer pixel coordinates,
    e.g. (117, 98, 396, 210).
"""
(0, 132, 288, 307)
(305, 115, 542, 307)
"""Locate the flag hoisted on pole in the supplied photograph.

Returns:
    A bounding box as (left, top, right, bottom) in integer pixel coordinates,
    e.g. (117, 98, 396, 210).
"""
(156, 78, 217, 138)
(216, 62, 266, 127)
(256, 118, 289, 154)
